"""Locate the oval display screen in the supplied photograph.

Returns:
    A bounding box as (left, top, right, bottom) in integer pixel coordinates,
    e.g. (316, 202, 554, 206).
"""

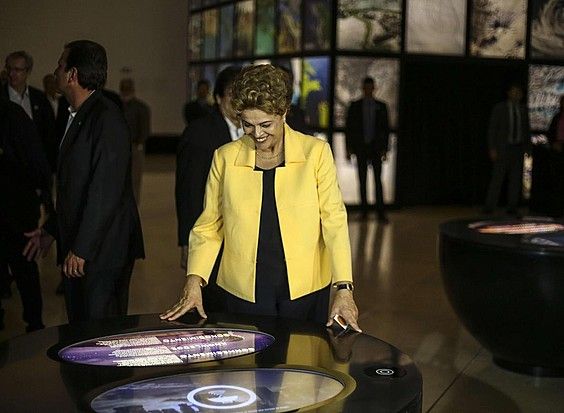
(91, 368, 345, 412)
(58, 329, 275, 367)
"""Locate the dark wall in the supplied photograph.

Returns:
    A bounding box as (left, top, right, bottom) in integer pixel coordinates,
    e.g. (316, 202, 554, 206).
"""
(396, 59, 528, 206)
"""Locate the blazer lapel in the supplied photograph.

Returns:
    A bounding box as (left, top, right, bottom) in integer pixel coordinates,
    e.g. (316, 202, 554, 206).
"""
(57, 91, 100, 167)
(234, 135, 255, 168)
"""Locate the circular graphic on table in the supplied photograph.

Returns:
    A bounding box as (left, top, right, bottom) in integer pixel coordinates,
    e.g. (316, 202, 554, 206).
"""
(58, 329, 274, 367)
(468, 220, 564, 235)
(90, 368, 346, 413)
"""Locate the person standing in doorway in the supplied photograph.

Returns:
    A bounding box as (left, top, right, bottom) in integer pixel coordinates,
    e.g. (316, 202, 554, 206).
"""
(345, 77, 390, 222)
(484, 84, 530, 215)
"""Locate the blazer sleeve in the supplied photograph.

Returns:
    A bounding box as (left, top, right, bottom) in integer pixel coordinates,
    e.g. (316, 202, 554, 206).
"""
(380, 102, 390, 152)
(186, 148, 224, 282)
(487, 103, 502, 150)
(72, 109, 131, 261)
(316, 142, 353, 284)
(175, 127, 192, 245)
(175, 125, 213, 246)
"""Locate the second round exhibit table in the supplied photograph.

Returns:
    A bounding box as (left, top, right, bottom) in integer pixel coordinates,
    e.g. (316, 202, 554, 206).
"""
(0, 313, 422, 412)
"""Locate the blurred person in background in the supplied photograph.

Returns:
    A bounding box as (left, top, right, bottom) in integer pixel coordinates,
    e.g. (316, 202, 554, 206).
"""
(120, 78, 151, 204)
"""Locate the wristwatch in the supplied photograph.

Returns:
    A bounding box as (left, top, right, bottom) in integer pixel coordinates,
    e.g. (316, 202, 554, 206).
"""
(334, 282, 354, 291)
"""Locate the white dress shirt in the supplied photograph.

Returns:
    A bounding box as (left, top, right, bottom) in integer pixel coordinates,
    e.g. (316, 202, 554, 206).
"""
(224, 116, 244, 141)
(8, 85, 33, 119)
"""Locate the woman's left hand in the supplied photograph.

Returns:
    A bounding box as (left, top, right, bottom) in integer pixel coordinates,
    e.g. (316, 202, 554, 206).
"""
(327, 290, 361, 332)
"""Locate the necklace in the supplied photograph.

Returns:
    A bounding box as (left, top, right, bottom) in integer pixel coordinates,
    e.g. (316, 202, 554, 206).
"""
(256, 148, 284, 160)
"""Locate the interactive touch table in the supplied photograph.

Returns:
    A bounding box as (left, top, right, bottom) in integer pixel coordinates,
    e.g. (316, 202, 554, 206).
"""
(0, 313, 422, 412)
(440, 217, 564, 377)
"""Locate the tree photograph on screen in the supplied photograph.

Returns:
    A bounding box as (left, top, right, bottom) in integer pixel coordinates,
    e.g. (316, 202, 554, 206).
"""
(278, 0, 302, 54)
(406, 0, 466, 55)
(531, 0, 564, 59)
(470, 0, 527, 58)
(529, 65, 564, 131)
(189, 13, 202, 60)
(301, 57, 330, 127)
(334, 57, 399, 129)
(234, 0, 255, 57)
(304, 0, 332, 50)
(337, 0, 402, 52)
(256, 0, 275, 55)
(219, 4, 234, 58)
(203, 9, 218, 60)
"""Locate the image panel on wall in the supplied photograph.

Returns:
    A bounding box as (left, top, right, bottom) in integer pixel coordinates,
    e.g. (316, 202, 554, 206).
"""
(406, 0, 466, 55)
(202, 0, 219, 6)
(202, 9, 218, 60)
(189, 12, 202, 61)
(190, 0, 201, 10)
(469, 0, 527, 58)
(332, 132, 397, 205)
(202, 64, 217, 97)
(274, 58, 303, 106)
(337, 0, 402, 52)
(334, 57, 399, 129)
(531, 0, 564, 59)
(219, 4, 234, 58)
(304, 0, 332, 51)
(234, 0, 255, 57)
(187, 65, 203, 101)
(301, 57, 330, 128)
(255, 0, 275, 55)
(529, 65, 564, 131)
(278, 0, 302, 54)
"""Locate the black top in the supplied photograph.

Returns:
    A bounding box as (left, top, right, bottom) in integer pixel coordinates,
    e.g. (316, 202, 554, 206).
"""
(256, 166, 288, 297)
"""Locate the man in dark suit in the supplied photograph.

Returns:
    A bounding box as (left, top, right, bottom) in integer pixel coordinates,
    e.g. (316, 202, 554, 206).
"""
(176, 66, 242, 312)
(0, 98, 52, 332)
(183, 79, 213, 125)
(345, 77, 390, 222)
(2, 51, 57, 174)
(484, 84, 530, 214)
(24, 40, 144, 323)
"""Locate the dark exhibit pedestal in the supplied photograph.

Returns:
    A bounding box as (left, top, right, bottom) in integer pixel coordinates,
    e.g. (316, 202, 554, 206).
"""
(439, 218, 564, 377)
(0, 313, 422, 412)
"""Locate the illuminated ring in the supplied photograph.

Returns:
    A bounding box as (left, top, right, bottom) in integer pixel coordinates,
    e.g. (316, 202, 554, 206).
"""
(187, 385, 257, 409)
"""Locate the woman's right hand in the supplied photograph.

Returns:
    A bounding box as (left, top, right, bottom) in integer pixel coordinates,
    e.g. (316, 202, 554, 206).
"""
(160, 274, 207, 320)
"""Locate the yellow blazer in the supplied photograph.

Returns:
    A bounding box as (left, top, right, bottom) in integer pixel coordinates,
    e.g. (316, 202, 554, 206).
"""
(187, 124, 353, 302)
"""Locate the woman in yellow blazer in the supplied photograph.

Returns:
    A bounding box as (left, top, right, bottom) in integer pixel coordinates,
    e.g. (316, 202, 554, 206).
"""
(162, 64, 360, 331)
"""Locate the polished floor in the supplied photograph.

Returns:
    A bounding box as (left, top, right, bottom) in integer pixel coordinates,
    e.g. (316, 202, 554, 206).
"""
(1, 154, 563, 412)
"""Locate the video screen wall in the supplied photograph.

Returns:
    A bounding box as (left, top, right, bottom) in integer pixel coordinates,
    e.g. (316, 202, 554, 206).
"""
(530, 0, 564, 60)
(469, 0, 527, 59)
(406, 0, 466, 56)
(188, 0, 564, 204)
(529, 65, 564, 131)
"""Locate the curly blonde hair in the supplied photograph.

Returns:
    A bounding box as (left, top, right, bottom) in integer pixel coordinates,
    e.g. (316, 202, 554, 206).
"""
(231, 64, 292, 116)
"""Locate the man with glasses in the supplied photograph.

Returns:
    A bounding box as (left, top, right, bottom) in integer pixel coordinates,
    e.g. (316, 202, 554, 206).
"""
(2, 51, 56, 173)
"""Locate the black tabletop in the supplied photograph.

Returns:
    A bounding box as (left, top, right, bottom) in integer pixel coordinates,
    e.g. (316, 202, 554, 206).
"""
(0, 313, 422, 413)
(439, 217, 564, 254)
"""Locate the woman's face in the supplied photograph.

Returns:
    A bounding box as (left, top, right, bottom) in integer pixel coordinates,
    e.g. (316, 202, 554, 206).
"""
(240, 108, 285, 152)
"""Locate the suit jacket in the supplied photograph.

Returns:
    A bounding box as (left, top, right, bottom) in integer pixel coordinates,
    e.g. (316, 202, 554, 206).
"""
(1, 85, 56, 172)
(183, 99, 213, 125)
(488, 100, 531, 152)
(0, 99, 51, 233)
(187, 124, 353, 302)
(44, 91, 144, 271)
(123, 98, 151, 145)
(176, 109, 231, 246)
(345, 97, 390, 156)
